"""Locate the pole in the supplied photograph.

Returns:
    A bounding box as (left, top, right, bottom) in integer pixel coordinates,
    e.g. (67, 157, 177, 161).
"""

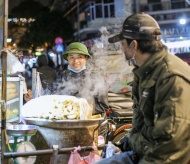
(0, 0, 4, 49)
(32, 68, 37, 98)
(1, 0, 8, 163)
(1, 52, 8, 164)
(135, 0, 140, 13)
(3, 0, 8, 48)
(77, 0, 80, 41)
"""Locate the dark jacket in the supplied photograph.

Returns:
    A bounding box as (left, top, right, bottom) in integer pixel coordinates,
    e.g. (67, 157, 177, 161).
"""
(53, 68, 108, 114)
(37, 55, 57, 90)
(129, 49, 190, 163)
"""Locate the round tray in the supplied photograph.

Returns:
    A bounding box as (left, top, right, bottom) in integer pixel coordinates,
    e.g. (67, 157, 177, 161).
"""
(6, 125, 39, 137)
(23, 117, 104, 129)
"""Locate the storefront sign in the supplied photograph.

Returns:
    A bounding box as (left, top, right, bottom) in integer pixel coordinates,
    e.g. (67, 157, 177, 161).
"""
(164, 40, 190, 54)
(168, 46, 190, 54)
(161, 26, 190, 37)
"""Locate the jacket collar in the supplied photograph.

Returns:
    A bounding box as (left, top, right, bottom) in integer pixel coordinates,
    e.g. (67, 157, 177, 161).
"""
(133, 49, 167, 78)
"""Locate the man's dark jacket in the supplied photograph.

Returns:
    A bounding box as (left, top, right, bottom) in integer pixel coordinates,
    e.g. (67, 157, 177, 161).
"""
(129, 49, 190, 164)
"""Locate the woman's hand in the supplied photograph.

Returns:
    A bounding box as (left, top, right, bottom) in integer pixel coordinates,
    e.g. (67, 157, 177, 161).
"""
(24, 89, 32, 102)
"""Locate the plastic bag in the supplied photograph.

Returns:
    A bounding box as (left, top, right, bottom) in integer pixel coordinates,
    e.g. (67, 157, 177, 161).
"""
(18, 75, 28, 94)
(0, 49, 25, 75)
(87, 144, 102, 163)
(79, 98, 93, 120)
(68, 144, 102, 164)
(68, 146, 83, 164)
(35, 72, 44, 98)
(106, 141, 121, 158)
(80, 143, 102, 164)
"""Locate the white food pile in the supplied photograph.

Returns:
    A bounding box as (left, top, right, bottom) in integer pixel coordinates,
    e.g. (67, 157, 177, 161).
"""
(22, 95, 93, 120)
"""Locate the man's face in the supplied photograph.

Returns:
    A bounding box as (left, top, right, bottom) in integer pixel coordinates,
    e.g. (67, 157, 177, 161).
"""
(67, 54, 87, 70)
(121, 39, 134, 61)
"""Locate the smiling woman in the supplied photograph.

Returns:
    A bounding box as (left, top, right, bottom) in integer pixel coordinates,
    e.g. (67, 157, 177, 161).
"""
(62, 42, 91, 72)
(53, 42, 109, 116)
(67, 54, 87, 71)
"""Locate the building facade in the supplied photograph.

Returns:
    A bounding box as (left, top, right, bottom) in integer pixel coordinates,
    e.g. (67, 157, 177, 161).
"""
(137, 0, 190, 54)
(71, 0, 190, 55)
(69, 0, 134, 44)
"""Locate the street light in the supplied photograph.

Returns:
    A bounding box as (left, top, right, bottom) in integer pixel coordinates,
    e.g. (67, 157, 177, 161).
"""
(179, 18, 186, 25)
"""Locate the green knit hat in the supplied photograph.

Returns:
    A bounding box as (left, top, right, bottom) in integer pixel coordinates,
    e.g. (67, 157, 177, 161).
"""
(63, 42, 91, 60)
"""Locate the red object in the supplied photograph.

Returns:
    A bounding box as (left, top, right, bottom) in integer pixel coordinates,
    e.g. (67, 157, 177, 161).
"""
(55, 37, 63, 45)
(106, 108, 111, 116)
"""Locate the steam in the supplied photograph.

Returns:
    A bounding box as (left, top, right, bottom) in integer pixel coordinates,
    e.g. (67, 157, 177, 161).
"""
(52, 63, 107, 104)
(48, 26, 133, 103)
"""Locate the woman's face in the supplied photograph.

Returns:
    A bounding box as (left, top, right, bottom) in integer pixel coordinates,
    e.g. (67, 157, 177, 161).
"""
(67, 54, 88, 70)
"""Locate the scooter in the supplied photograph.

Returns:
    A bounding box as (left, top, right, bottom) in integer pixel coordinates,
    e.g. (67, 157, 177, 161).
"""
(105, 108, 132, 144)
(96, 108, 132, 158)
(96, 107, 132, 144)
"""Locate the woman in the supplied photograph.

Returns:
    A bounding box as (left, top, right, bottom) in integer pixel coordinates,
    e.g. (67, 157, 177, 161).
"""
(53, 42, 109, 115)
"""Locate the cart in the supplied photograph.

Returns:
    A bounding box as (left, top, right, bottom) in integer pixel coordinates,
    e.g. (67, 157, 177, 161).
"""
(22, 117, 103, 164)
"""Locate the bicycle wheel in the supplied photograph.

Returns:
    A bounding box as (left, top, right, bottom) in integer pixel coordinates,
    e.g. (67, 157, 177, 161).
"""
(113, 124, 132, 136)
(111, 124, 132, 143)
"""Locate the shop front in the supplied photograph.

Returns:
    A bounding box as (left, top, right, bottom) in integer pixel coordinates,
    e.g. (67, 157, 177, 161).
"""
(161, 24, 190, 64)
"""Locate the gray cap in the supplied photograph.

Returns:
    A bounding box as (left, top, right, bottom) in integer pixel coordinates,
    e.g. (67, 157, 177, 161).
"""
(108, 13, 161, 43)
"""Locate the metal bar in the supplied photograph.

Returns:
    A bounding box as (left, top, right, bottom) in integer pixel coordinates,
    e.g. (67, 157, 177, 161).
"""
(1, 1, 8, 163)
(3, 149, 54, 158)
(58, 145, 105, 154)
(32, 68, 37, 98)
(1, 51, 7, 164)
(3, 145, 105, 158)
(52, 145, 59, 164)
(3, 0, 8, 48)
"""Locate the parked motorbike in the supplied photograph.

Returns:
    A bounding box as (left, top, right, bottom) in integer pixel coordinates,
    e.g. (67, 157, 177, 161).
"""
(95, 107, 132, 158)
(95, 107, 132, 144)
(105, 108, 132, 143)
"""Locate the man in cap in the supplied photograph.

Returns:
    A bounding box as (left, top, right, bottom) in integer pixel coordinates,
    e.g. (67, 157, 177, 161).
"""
(94, 13, 190, 164)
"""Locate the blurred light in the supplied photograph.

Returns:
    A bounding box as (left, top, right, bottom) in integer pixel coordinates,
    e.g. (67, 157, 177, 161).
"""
(185, 0, 190, 5)
(165, 40, 189, 48)
(179, 18, 186, 24)
(7, 38, 12, 43)
(96, 42, 104, 48)
(36, 48, 44, 51)
(35, 52, 42, 56)
(49, 52, 56, 57)
(8, 18, 35, 23)
(180, 36, 183, 39)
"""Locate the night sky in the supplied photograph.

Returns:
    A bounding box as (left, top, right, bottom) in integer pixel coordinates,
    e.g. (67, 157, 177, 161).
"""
(8, 0, 52, 14)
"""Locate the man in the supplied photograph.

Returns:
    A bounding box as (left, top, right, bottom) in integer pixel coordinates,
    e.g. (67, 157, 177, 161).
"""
(95, 13, 190, 164)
